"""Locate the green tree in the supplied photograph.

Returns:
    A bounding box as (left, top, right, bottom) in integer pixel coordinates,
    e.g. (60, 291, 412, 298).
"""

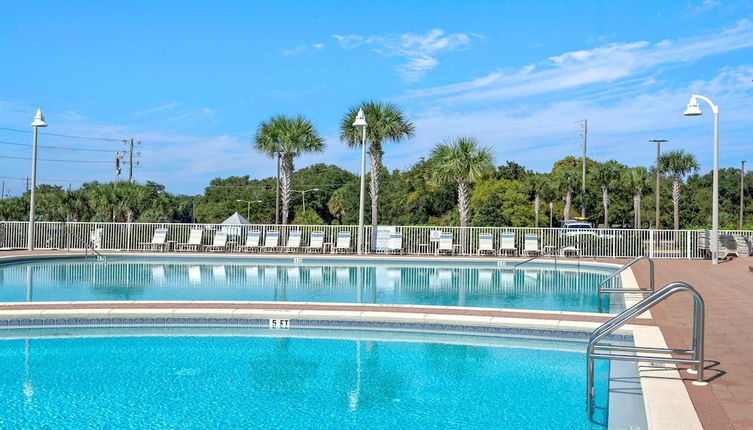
(339, 101, 414, 239)
(659, 149, 699, 230)
(428, 137, 494, 227)
(555, 169, 580, 221)
(526, 174, 549, 227)
(592, 161, 621, 227)
(254, 115, 325, 225)
(627, 167, 651, 228)
(471, 179, 534, 226)
(293, 209, 324, 225)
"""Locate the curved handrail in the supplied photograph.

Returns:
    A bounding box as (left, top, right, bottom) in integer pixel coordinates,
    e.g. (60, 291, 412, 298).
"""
(64, 224, 107, 262)
(586, 281, 705, 419)
(513, 235, 601, 268)
(597, 256, 653, 312)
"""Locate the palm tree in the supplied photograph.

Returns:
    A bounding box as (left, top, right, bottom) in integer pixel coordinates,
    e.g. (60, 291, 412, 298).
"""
(428, 137, 494, 227)
(659, 149, 699, 230)
(87, 184, 118, 221)
(555, 169, 580, 221)
(592, 161, 621, 227)
(626, 167, 651, 228)
(526, 174, 549, 227)
(339, 101, 414, 243)
(254, 115, 325, 224)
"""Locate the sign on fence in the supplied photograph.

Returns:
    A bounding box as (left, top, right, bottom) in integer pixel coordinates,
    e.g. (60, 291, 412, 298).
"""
(375, 226, 396, 252)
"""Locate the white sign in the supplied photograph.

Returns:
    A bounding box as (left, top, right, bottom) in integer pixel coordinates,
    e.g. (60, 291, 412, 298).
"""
(269, 319, 290, 330)
(429, 230, 442, 242)
(375, 226, 396, 251)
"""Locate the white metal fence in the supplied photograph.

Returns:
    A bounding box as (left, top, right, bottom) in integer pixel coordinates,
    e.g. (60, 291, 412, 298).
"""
(1, 221, 751, 259)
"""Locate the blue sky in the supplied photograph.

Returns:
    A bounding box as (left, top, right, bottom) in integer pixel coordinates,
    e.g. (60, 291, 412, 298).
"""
(0, 0, 752, 195)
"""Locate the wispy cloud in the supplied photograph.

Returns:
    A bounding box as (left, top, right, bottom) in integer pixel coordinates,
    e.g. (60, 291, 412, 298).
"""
(333, 29, 480, 81)
(133, 102, 181, 117)
(405, 19, 753, 102)
(282, 43, 325, 56)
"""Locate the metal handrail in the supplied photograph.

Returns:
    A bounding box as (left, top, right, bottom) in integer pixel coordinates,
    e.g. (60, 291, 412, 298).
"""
(596, 256, 654, 312)
(65, 226, 107, 262)
(514, 236, 601, 268)
(586, 281, 706, 420)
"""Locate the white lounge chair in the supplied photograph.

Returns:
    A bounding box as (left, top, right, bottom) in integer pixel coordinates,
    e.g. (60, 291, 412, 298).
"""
(387, 233, 403, 254)
(140, 228, 168, 251)
(436, 233, 454, 255)
(477, 233, 495, 255)
(498, 233, 517, 256)
(334, 231, 352, 253)
(261, 230, 280, 252)
(176, 229, 203, 252)
(238, 231, 261, 252)
(204, 231, 228, 252)
(306, 231, 325, 253)
(284, 231, 302, 253)
(523, 234, 540, 256)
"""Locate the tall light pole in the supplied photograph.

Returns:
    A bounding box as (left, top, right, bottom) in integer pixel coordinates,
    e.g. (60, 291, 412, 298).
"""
(649, 139, 668, 229)
(684, 94, 720, 264)
(353, 108, 368, 255)
(741, 160, 746, 229)
(27, 109, 47, 251)
(236, 199, 261, 220)
(292, 188, 318, 213)
(275, 152, 281, 224)
(580, 119, 587, 218)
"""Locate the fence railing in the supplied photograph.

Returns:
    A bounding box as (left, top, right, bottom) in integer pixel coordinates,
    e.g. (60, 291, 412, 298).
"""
(0, 221, 751, 259)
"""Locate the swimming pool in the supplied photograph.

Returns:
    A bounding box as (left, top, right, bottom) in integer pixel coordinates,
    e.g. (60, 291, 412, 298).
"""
(0, 256, 618, 312)
(0, 328, 642, 429)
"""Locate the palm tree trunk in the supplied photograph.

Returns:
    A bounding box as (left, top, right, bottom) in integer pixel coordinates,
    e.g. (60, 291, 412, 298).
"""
(672, 175, 680, 230)
(634, 188, 642, 228)
(602, 185, 609, 227)
(281, 153, 294, 225)
(534, 193, 541, 227)
(457, 179, 470, 227)
(564, 188, 572, 220)
(368, 142, 383, 249)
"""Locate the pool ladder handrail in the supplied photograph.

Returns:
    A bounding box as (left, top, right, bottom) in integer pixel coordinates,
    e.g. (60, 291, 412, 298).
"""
(596, 256, 654, 312)
(513, 236, 601, 268)
(586, 281, 706, 420)
(65, 226, 107, 262)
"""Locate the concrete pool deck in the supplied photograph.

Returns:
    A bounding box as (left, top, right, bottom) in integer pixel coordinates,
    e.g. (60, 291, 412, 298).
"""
(1, 249, 748, 428)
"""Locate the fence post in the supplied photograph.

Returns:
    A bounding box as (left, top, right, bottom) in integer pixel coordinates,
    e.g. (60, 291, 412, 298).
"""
(649, 230, 654, 258)
(686, 230, 691, 259)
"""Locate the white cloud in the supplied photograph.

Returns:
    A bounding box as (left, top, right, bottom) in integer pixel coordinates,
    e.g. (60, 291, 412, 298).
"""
(405, 19, 753, 103)
(133, 102, 181, 117)
(333, 29, 478, 81)
(282, 42, 325, 56)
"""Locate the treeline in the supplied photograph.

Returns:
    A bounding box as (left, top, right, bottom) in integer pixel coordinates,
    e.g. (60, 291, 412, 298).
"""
(2, 159, 750, 230)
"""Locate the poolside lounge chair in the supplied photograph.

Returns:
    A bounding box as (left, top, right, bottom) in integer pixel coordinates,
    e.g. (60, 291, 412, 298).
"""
(176, 229, 203, 252)
(261, 230, 280, 252)
(523, 234, 540, 256)
(204, 231, 228, 252)
(387, 233, 403, 254)
(140, 228, 168, 252)
(284, 231, 302, 253)
(237, 231, 262, 252)
(498, 233, 517, 256)
(306, 231, 325, 253)
(477, 233, 495, 255)
(334, 231, 352, 253)
(436, 233, 454, 255)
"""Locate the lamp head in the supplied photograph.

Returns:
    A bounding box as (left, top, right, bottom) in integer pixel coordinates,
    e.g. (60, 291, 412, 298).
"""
(31, 109, 47, 127)
(683, 96, 702, 116)
(352, 108, 367, 127)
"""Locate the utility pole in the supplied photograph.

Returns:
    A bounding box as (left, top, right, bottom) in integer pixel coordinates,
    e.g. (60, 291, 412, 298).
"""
(123, 139, 141, 183)
(741, 160, 747, 229)
(1, 181, 4, 200)
(580, 119, 587, 218)
(649, 139, 668, 229)
(25, 177, 30, 192)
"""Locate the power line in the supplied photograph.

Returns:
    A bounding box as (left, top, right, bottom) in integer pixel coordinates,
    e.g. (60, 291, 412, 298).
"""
(0, 126, 125, 142)
(0, 175, 90, 183)
(0, 155, 111, 164)
(0, 140, 115, 153)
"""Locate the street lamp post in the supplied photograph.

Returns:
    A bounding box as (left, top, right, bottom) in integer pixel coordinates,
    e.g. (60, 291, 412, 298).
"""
(684, 94, 720, 264)
(292, 188, 319, 213)
(236, 199, 261, 220)
(27, 109, 47, 250)
(353, 108, 368, 255)
(549, 201, 554, 228)
(741, 160, 746, 229)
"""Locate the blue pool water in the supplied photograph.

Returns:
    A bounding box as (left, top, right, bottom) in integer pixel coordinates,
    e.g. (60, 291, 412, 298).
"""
(0, 257, 616, 312)
(0, 329, 614, 429)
